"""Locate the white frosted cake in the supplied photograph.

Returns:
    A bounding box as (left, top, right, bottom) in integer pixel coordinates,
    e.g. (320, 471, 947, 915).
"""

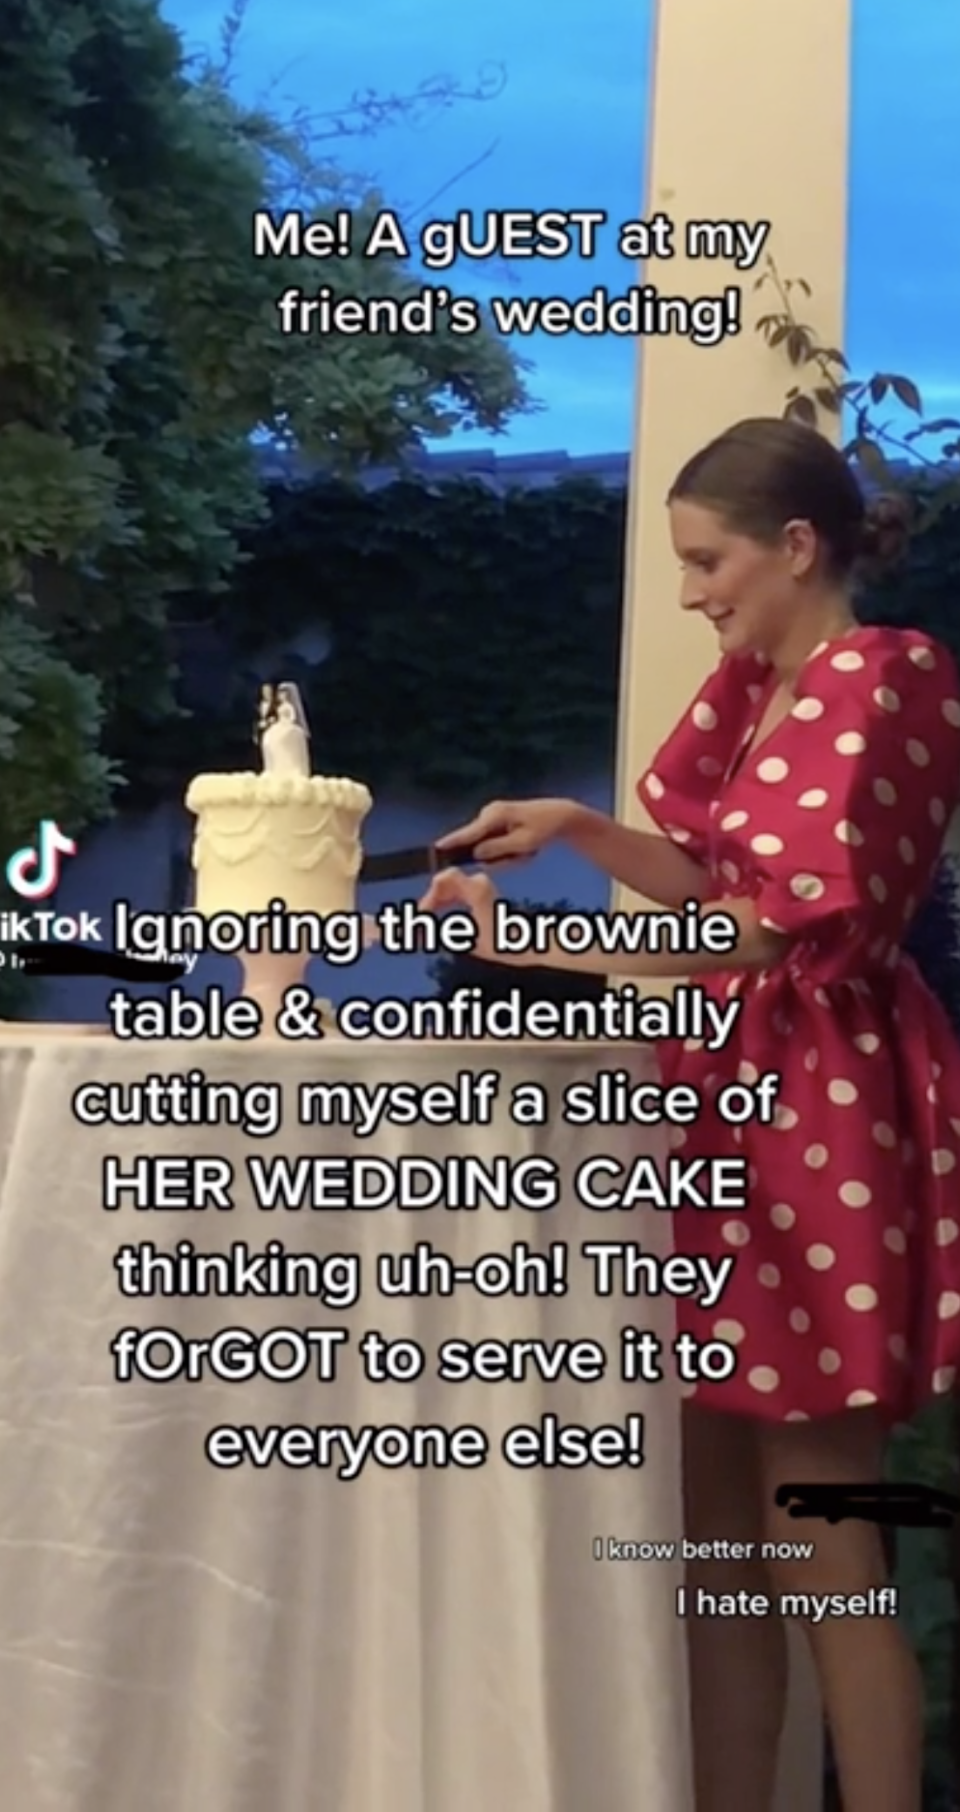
(185, 683, 372, 917)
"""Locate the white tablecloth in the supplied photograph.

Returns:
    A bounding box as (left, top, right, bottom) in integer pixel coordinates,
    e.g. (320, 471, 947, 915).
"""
(0, 1033, 693, 1812)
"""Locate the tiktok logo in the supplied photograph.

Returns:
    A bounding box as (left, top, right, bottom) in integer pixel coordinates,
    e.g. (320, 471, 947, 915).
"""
(5, 821, 77, 901)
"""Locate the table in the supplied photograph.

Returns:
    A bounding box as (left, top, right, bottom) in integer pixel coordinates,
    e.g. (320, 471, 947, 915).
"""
(0, 1033, 694, 1812)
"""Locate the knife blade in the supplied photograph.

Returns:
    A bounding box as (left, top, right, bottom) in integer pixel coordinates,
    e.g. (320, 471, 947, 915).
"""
(360, 843, 479, 885)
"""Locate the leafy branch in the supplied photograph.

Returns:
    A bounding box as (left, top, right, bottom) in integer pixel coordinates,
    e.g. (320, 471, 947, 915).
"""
(754, 255, 960, 525)
(210, 0, 506, 162)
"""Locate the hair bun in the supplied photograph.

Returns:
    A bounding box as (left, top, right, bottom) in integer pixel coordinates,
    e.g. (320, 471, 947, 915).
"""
(859, 492, 912, 571)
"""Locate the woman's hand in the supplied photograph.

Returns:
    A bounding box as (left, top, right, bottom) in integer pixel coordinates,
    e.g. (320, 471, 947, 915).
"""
(436, 797, 581, 864)
(419, 867, 501, 962)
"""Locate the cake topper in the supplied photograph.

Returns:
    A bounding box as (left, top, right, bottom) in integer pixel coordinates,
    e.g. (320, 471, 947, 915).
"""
(276, 682, 310, 734)
(255, 683, 278, 747)
(260, 680, 311, 778)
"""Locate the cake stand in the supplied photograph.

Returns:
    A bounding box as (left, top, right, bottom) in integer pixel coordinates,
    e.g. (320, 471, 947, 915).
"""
(239, 917, 379, 1033)
(239, 951, 314, 1029)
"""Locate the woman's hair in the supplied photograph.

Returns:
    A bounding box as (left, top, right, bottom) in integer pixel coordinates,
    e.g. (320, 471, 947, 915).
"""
(668, 417, 912, 578)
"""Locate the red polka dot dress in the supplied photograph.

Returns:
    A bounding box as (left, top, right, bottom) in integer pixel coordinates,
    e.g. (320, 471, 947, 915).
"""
(640, 626, 960, 1423)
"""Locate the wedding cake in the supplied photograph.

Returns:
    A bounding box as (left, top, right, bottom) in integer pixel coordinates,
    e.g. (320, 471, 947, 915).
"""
(185, 683, 372, 918)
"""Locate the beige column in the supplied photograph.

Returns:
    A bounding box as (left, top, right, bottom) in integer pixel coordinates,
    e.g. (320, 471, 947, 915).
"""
(617, 1, 854, 1807)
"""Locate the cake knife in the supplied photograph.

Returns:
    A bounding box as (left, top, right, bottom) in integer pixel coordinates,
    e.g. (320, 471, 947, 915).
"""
(360, 843, 481, 884)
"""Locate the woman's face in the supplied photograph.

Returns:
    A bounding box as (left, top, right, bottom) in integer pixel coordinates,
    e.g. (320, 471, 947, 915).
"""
(669, 498, 816, 659)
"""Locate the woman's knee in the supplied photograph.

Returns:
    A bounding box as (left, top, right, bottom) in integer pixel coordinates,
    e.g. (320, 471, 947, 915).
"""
(755, 1409, 890, 1597)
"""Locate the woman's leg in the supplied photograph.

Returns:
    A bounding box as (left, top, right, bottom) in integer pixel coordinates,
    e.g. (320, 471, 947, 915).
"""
(682, 1404, 789, 1812)
(757, 1410, 923, 1812)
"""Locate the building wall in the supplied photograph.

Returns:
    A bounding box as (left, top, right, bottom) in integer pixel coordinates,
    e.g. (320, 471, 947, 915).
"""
(616, 3, 854, 1805)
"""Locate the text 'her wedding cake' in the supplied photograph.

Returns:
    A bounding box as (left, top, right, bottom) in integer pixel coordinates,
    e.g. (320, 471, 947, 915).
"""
(185, 682, 372, 917)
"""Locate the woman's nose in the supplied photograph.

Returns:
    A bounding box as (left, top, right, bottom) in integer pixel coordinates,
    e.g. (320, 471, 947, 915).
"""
(679, 577, 707, 612)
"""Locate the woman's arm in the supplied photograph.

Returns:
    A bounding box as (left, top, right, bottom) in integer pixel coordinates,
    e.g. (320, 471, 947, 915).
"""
(563, 804, 712, 907)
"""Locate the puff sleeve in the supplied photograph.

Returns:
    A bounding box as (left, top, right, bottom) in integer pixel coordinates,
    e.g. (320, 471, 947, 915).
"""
(638, 653, 767, 862)
(738, 631, 960, 936)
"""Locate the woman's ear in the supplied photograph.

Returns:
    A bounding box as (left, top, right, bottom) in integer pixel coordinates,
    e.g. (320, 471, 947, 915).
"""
(781, 517, 819, 579)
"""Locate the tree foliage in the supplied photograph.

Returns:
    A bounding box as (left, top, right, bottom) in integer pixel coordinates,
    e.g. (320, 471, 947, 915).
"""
(754, 256, 960, 527)
(0, 0, 529, 892)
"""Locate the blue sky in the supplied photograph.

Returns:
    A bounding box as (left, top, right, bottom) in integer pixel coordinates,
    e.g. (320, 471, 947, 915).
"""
(163, 0, 960, 458)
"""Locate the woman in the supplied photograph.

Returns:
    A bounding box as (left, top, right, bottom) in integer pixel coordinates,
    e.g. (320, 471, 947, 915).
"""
(422, 418, 960, 1812)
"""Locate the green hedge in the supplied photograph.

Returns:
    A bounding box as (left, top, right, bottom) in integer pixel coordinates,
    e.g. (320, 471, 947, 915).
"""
(157, 476, 626, 802)
(148, 471, 960, 802)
